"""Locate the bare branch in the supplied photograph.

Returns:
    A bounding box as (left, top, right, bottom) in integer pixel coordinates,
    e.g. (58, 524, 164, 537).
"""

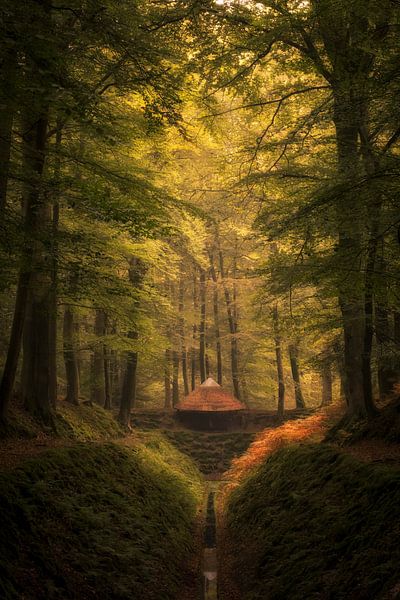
(202, 86, 330, 118)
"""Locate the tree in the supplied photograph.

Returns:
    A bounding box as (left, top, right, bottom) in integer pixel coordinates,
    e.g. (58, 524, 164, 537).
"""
(0, 0, 189, 422)
(288, 343, 305, 409)
(195, 0, 400, 418)
(119, 257, 147, 427)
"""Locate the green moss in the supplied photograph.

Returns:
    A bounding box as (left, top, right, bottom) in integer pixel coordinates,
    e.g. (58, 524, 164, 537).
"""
(0, 438, 203, 599)
(2, 402, 124, 441)
(134, 431, 204, 501)
(55, 403, 124, 441)
(225, 444, 400, 600)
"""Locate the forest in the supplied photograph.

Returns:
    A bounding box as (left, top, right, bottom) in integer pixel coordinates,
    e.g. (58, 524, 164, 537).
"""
(0, 1, 400, 599)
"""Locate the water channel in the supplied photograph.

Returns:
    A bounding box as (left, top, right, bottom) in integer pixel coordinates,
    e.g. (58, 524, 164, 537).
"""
(203, 488, 218, 600)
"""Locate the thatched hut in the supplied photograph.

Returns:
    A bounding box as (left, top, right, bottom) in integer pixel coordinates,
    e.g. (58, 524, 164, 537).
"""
(175, 378, 244, 431)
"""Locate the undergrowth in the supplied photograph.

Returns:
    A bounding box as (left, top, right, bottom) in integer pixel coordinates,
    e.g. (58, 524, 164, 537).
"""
(222, 444, 400, 600)
(0, 438, 203, 599)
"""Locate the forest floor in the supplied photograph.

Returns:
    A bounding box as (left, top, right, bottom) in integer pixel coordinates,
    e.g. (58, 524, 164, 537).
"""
(2, 429, 400, 471)
(1, 400, 400, 472)
(1, 401, 400, 599)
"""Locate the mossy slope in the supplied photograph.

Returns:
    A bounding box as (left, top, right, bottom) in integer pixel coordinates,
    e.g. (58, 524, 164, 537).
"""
(2, 401, 124, 441)
(0, 439, 203, 599)
(224, 444, 400, 600)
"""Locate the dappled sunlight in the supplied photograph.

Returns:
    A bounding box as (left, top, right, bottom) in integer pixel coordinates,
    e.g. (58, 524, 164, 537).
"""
(224, 404, 344, 489)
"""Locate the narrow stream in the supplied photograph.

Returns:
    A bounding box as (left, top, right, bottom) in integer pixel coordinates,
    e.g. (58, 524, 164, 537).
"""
(203, 491, 218, 599)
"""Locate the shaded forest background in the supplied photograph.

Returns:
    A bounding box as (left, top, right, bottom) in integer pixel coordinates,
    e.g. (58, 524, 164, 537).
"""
(1, 0, 400, 427)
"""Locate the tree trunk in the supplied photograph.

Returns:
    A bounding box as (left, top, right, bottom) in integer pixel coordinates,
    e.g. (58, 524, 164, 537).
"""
(48, 125, 62, 408)
(118, 257, 146, 427)
(91, 309, 105, 405)
(19, 107, 57, 424)
(119, 332, 138, 427)
(172, 350, 180, 406)
(218, 243, 240, 399)
(288, 343, 305, 409)
(321, 365, 333, 407)
(314, 5, 376, 418)
(164, 348, 172, 409)
(63, 306, 80, 405)
(0, 109, 51, 421)
(0, 46, 16, 215)
(273, 303, 285, 418)
(209, 251, 223, 385)
(333, 91, 368, 418)
(181, 352, 189, 396)
(199, 268, 207, 383)
(110, 335, 121, 407)
(103, 314, 111, 409)
(205, 351, 211, 379)
(376, 300, 396, 398)
(0, 269, 31, 420)
(191, 273, 198, 390)
(179, 277, 189, 396)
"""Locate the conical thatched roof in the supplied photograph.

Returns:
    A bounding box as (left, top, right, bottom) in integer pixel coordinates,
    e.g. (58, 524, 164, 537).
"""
(176, 378, 244, 412)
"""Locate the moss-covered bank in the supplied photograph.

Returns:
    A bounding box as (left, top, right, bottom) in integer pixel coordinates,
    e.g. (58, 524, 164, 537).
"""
(0, 437, 203, 599)
(1, 401, 125, 441)
(222, 444, 400, 600)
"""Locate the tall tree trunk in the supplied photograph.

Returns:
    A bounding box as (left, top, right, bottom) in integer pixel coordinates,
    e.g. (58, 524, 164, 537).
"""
(48, 212, 59, 408)
(209, 251, 223, 385)
(91, 309, 105, 405)
(375, 256, 396, 397)
(314, 0, 387, 419)
(0, 109, 51, 421)
(172, 350, 180, 406)
(191, 273, 198, 390)
(218, 242, 240, 399)
(333, 92, 368, 418)
(288, 343, 305, 409)
(360, 125, 382, 414)
(321, 365, 333, 407)
(119, 332, 138, 427)
(20, 107, 56, 423)
(103, 314, 111, 409)
(118, 257, 146, 427)
(164, 348, 172, 409)
(0, 46, 16, 215)
(273, 303, 285, 418)
(63, 306, 80, 405)
(190, 347, 196, 391)
(199, 267, 207, 383)
(48, 124, 62, 407)
(110, 329, 121, 407)
(0, 1, 55, 422)
(181, 351, 189, 396)
(205, 351, 210, 379)
(179, 277, 189, 396)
